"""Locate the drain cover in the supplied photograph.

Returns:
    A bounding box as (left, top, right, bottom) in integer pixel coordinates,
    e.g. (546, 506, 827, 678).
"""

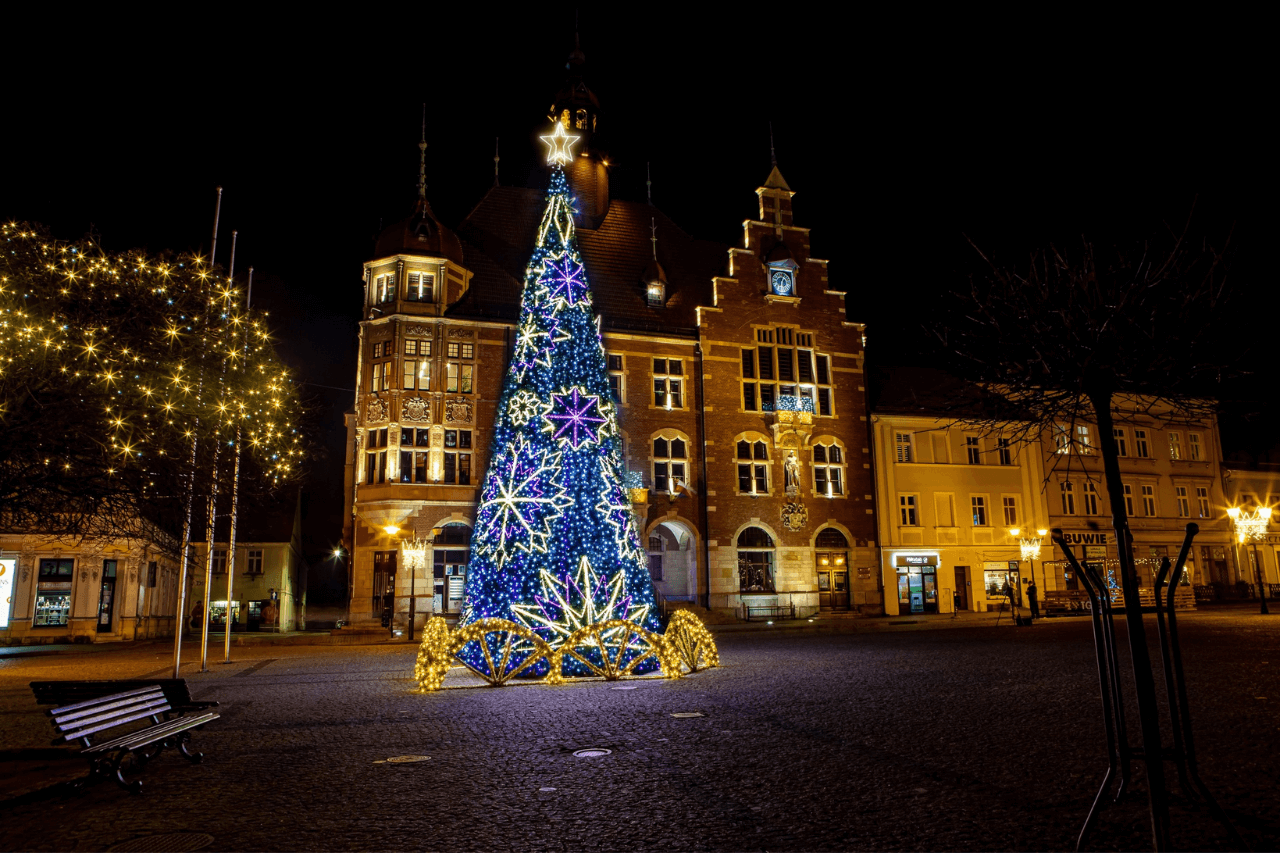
(539, 786, 557, 792)
(670, 712, 705, 718)
(573, 748, 612, 758)
(375, 755, 431, 764)
(107, 834, 214, 853)
(610, 684, 638, 690)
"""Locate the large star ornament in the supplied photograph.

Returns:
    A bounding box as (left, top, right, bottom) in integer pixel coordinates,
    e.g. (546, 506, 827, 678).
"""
(540, 122, 581, 166)
(543, 387, 607, 449)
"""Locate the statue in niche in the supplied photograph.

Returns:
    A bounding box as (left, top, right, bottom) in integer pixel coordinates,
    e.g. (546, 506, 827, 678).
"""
(784, 451, 800, 495)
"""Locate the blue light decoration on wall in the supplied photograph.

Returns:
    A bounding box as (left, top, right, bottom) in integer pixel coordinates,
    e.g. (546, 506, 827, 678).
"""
(459, 164, 662, 676)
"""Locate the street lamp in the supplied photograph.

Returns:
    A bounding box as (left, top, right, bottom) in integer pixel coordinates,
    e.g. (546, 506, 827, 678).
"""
(1227, 506, 1272, 615)
(397, 526, 444, 642)
(1011, 527, 1050, 598)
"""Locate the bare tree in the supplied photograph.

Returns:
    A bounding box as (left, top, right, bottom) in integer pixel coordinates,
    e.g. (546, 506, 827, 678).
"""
(934, 218, 1236, 849)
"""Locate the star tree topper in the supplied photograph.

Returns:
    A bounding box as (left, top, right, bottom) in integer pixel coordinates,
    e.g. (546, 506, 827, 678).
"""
(540, 121, 581, 166)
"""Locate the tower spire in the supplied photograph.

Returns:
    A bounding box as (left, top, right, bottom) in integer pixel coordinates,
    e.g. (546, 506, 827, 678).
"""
(769, 120, 777, 168)
(494, 137, 500, 187)
(418, 104, 428, 202)
(646, 161, 652, 205)
(650, 217, 658, 261)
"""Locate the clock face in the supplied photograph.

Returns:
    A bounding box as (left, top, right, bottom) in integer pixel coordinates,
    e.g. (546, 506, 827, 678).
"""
(771, 269, 793, 296)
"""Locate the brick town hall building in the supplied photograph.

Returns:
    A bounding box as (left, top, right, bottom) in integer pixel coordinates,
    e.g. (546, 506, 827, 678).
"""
(342, 51, 876, 631)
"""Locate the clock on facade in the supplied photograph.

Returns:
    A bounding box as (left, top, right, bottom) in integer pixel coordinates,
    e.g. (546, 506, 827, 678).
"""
(770, 269, 794, 296)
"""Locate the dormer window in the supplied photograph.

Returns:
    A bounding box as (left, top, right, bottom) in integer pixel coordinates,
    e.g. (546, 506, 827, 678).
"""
(647, 282, 665, 307)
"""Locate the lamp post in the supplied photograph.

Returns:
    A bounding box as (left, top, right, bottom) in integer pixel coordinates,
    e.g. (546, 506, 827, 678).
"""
(1227, 506, 1272, 615)
(400, 535, 429, 642)
(1011, 527, 1050, 595)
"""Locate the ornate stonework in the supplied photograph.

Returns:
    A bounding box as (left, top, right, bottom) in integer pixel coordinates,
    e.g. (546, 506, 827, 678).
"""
(447, 328, 474, 338)
(781, 500, 808, 532)
(405, 324, 433, 337)
(402, 396, 432, 423)
(366, 397, 389, 424)
(444, 397, 474, 425)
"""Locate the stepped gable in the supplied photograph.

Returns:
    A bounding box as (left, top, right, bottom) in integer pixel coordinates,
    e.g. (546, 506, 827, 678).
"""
(451, 186, 725, 335)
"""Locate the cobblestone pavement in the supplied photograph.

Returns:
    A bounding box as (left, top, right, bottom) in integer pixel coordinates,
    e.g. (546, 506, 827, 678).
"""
(1, 612, 1278, 852)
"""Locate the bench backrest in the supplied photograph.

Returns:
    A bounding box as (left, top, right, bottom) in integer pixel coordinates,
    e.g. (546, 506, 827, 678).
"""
(32, 679, 195, 708)
(49, 686, 173, 745)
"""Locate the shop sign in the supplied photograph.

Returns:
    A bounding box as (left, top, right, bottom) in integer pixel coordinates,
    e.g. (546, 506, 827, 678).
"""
(857, 567, 872, 580)
(894, 554, 938, 567)
(39, 581, 72, 591)
(983, 561, 1019, 572)
(1059, 532, 1110, 546)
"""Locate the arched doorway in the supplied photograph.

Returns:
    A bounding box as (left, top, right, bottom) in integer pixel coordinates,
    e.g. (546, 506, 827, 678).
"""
(815, 527, 850, 610)
(647, 520, 697, 604)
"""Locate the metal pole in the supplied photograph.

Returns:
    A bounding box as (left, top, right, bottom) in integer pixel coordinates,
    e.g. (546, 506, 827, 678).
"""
(1255, 542, 1269, 615)
(172, 186, 222, 679)
(222, 266, 252, 662)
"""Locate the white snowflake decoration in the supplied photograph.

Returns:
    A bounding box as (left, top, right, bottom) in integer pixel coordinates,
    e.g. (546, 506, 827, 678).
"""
(511, 556, 651, 648)
(507, 390, 542, 426)
(473, 434, 574, 568)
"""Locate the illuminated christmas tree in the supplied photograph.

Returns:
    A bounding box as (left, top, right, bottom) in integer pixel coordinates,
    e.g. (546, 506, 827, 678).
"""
(459, 124, 661, 675)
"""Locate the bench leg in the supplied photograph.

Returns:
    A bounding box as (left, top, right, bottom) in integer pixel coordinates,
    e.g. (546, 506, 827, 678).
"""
(176, 732, 204, 764)
(112, 751, 143, 793)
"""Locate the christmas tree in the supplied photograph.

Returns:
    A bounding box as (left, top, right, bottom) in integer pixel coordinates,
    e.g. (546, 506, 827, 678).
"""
(458, 124, 662, 676)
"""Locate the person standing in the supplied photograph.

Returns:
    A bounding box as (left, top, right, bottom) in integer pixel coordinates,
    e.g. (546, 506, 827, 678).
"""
(189, 599, 203, 632)
(1027, 579, 1040, 620)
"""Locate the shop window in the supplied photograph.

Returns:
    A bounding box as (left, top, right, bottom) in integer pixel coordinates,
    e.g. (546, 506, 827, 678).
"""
(812, 440, 844, 496)
(736, 439, 769, 494)
(653, 358, 683, 409)
(405, 271, 434, 302)
(34, 558, 73, 627)
(444, 429, 472, 484)
(736, 527, 775, 593)
(652, 433, 688, 494)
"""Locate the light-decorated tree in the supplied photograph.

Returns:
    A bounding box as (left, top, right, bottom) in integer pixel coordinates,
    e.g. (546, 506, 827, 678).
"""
(0, 221, 305, 545)
(460, 126, 662, 675)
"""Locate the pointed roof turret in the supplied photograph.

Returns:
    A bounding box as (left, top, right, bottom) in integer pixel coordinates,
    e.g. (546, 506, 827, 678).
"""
(763, 165, 791, 191)
(373, 124, 463, 264)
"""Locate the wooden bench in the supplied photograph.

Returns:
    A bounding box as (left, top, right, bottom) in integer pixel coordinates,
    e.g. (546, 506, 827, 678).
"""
(31, 679, 218, 718)
(43, 685, 219, 792)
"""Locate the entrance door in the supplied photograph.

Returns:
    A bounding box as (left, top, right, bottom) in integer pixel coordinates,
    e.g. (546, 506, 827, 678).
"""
(954, 566, 969, 611)
(96, 560, 117, 633)
(817, 567, 850, 610)
(373, 550, 397, 626)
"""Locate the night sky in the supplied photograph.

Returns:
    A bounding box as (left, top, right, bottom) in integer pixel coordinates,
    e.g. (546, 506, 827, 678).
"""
(2, 13, 1264, 576)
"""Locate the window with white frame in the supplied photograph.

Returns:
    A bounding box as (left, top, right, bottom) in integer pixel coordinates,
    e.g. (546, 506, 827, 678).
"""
(971, 495, 988, 526)
(1134, 429, 1150, 458)
(1113, 427, 1128, 456)
(1176, 486, 1190, 518)
(653, 358, 684, 408)
(405, 271, 434, 302)
(1142, 484, 1157, 516)
(1124, 483, 1135, 516)
(1002, 495, 1019, 527)
(375, 273, 396, 303)
(736, 439, 769, 494)
(899, 494, 919, 526)
(1060, 481, 1076, 515)
(997, 438, 1013, 466)
(1168, 431, 1182, 461)
(1189, 432, 1203, 461)
(404, 338, 431, 357)
(245, 549, 264, 576)
(1076, 425, 1094, 454)
(1196, 486, 1210, 518)
(966, 435, 981, 464)
(1082, 482, 1099, 515)
(1054, 423, 1071, 454)
(653, 433, 688, 494)
(895, 432, 913, 463)
(607, 354, 625, 403)
(811, 439, 844, 496)
(403, 356, 429, 391)
(212, 549, 227, 574)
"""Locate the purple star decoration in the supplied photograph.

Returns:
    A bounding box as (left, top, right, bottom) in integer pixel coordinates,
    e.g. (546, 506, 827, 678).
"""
(541, 254, 589, 306)
(544, 388, 607, 449)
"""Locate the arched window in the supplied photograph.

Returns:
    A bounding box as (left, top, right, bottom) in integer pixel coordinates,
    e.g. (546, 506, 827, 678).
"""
(737, 526, 775, 593)
(811, 438, 845, 497)
(652, 431, 689, 494)
(736, 438, 770, 494)
(575, 109, 588, 129)
(815, 528, 849, 549)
